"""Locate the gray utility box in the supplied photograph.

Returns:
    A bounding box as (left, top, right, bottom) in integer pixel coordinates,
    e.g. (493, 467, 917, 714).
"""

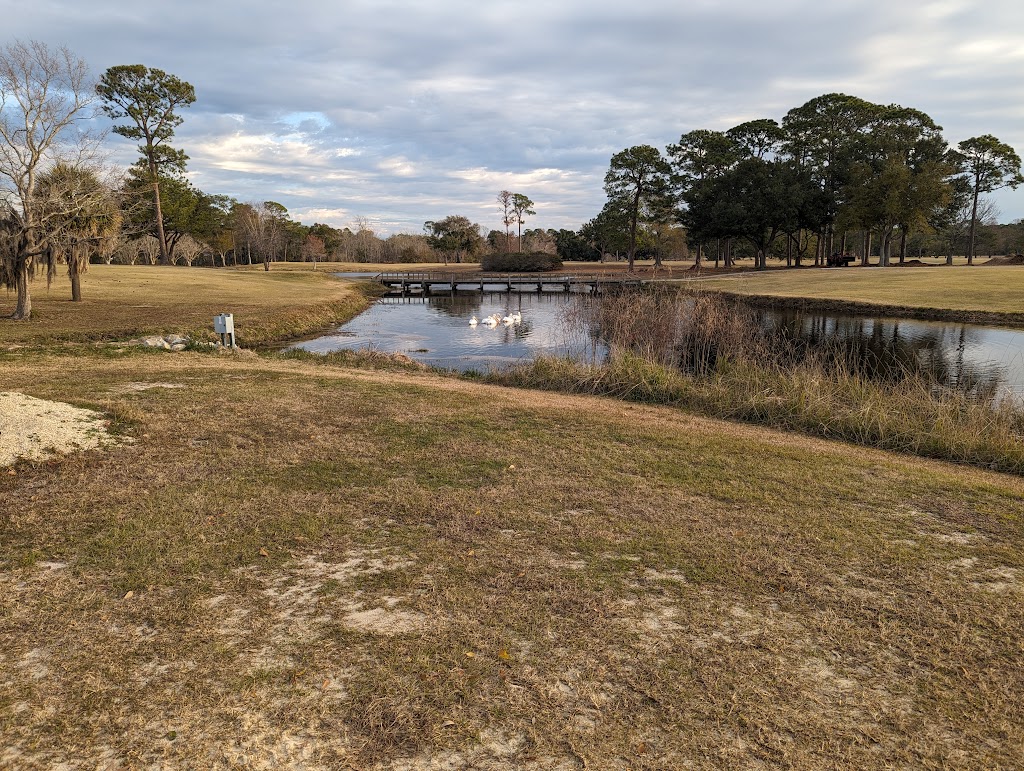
(214, 313, 236, 347)
(214, 313, 234, 334)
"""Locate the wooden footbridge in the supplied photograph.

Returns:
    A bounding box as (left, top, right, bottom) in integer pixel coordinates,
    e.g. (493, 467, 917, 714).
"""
(375, 272, 650, 294)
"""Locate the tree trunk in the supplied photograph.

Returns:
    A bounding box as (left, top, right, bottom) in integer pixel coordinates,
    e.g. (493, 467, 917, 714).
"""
(694, 242, 703, 269)
(899, 229, 908, 264)
(862, 231, 872, 267)
(715, 238, 721, 269)
(786, 234, 792, 267)
(967, 176, 980, 266)
(627, 190, 639, 271)
(151, 174, 171, 266)
(12, 259, 32, 320)
(70, 268, 82, 302)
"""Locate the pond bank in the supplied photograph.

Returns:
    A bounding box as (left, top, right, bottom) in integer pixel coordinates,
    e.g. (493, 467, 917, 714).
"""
(704, 289, 1024, 328)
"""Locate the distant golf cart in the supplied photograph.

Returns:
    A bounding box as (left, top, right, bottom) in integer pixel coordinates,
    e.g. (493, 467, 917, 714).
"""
(827, 253, 856, 267)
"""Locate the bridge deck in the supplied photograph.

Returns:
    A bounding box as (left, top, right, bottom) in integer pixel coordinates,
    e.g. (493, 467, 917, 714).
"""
(375, 272, 650, 293)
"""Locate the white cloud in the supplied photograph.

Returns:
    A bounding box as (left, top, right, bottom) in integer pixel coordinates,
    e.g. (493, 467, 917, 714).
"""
(5, 0, 1023, 232)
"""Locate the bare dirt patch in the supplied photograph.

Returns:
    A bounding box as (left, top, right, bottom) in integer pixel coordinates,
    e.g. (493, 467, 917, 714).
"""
(0, 391, 117, 467)
(112, 381, 186, 393)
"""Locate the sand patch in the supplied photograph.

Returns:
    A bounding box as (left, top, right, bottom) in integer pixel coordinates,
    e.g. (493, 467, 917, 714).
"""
(114, 381, 185, 393)
(0, 392, 116, 466)
(342, 607, 426, 635)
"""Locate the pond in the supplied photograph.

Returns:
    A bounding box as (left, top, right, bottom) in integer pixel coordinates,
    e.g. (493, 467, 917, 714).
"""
(293, 284, 1024, 402)
(292, 290, 603, 371)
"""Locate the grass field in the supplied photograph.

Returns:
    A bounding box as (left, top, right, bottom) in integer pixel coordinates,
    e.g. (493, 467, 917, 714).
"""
(698, 264, 1024, 318)
(0, 264, 375, 347)
(2, 267, 1024, 768)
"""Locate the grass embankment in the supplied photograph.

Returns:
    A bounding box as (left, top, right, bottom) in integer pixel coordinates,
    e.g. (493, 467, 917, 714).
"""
(698, 265, 1024, 325)
(491, 354, 1024, 474)
(2, 348, 1024, 768)
(1, 264, 378, 347)
(488, 291, 1024, 476)
(4, 269, 1024, 766)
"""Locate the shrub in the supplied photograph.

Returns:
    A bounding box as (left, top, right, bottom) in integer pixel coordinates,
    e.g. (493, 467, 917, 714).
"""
(480, 252, 563, 272)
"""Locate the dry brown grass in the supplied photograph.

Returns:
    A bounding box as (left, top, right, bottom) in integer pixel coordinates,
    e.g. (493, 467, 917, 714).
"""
(697, 264, 1024, 322)
(507, 291, 1024, 475)
(2, 349, 1023, 768)
(0, 264, 377, 347)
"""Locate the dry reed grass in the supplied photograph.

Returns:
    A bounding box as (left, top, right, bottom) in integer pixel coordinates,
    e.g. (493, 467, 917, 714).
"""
(494, 290, 1024, 475)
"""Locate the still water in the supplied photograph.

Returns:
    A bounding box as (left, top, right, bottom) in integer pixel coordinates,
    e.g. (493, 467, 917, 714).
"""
(293, 287, 1024, 402)
(292, 291, 603, 371)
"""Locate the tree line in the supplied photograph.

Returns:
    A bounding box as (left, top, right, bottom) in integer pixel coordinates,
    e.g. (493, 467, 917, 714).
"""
(584, 93, 1023, 271)
(5, 41, 1022, 322)
(0, 40, 560, 319)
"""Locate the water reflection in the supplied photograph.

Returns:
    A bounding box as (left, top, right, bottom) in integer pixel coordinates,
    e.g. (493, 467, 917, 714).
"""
(293, 290, 1024, 402)
(291, 291, 601, 371)
(759, 310, 1015, 401)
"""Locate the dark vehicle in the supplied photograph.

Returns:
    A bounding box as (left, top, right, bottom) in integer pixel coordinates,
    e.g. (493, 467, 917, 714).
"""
(827, 253, 856, 267)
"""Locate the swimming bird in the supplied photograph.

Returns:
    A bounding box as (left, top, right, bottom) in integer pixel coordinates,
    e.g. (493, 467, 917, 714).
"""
(482, 315, 499, 327)
(469, 316, 478, 326)
(511, 311, 522, 323)
(502, 314, 515, 325)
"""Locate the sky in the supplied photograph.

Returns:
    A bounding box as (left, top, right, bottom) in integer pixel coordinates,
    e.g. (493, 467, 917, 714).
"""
(5, 0, 1024, 235)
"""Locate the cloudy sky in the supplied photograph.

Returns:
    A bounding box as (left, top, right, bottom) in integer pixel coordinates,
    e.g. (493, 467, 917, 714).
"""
(7, 0, 1024, 234)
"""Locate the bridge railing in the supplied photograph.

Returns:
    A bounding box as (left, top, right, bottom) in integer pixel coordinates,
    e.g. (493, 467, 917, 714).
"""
(376, 272, 646, 284)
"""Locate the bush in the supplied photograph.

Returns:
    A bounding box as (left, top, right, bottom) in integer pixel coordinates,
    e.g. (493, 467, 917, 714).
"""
(480, 252, 563, 272)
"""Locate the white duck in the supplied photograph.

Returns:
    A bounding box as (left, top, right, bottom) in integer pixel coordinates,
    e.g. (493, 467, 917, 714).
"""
(482, 314, 499, 327)
(511, 311, 522, 324)
(469, 316, 478, 326)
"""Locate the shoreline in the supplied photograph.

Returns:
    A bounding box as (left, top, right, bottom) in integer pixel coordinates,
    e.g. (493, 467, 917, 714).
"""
(704, 289, 1024, 328)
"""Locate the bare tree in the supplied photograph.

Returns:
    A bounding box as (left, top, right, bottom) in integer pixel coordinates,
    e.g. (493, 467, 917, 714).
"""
(497, 190, 514, 252)
(0, 40, 99, 319)
(132, 235, 161, 265)
(171, 233, 206, 267)
(301, 234, 326, 269)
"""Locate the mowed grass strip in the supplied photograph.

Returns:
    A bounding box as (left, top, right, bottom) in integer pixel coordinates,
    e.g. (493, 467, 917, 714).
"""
(1, 350, 1023, 768)
(699, 264, 1024, 317)
(0, 264, 377, 347)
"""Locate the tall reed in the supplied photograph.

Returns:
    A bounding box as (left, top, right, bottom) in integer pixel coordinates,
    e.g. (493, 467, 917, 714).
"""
(490, 289, 1024, 475)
